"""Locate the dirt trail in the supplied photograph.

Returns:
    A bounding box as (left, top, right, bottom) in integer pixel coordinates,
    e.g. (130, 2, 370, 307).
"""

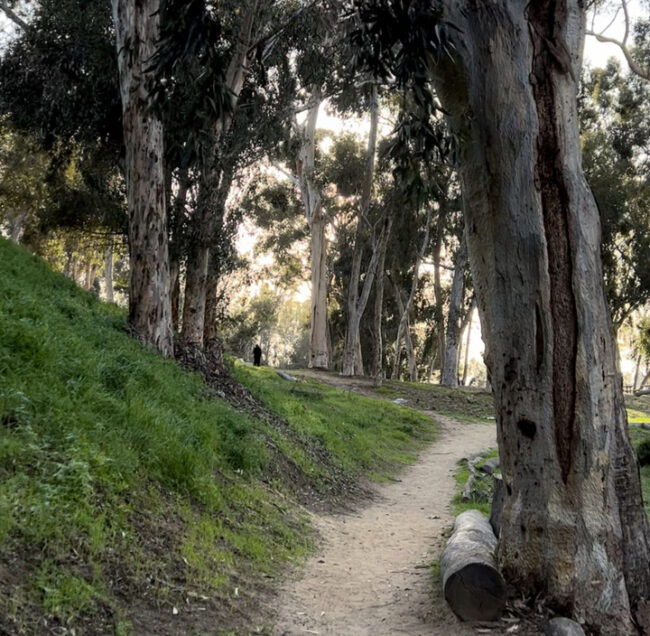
(273, 378, 499, 635)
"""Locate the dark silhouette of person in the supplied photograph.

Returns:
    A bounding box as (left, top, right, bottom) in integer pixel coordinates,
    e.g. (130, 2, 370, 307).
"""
(253, 344, 262, 367)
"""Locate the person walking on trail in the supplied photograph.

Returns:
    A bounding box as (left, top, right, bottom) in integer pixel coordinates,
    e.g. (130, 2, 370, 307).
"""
(253, 344, 262, 367)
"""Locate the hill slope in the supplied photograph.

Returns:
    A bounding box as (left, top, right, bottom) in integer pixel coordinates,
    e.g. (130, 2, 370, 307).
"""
(0, 238, 435, 634)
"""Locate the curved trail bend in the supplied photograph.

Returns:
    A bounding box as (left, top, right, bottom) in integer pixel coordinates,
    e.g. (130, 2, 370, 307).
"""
(273, 396, 498, 636)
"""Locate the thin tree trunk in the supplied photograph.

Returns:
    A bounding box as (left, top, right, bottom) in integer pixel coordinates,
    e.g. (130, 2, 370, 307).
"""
(435, 2, 650, 630)
(633, 354, 643, 392)
(181, 1, 258, 346)
(461, 299, 476, 387)
(8, 207, 27, 243)
(371, 232, 389, 385)
(431, 211, 446, 381)
(392, 207, 432, 380)
(168, 167, 189, 333)
(170, 261, 180, 332)
(202, 163, 237, 346)
(403, 314, 417, 381)
(112, 0, 173, 356)
(392, 280, 418, 381)
(84, 260, 93, 290)
(441, 238, 468, 387)
(105, 241, 114, 303)
(342, 84, 381, 376)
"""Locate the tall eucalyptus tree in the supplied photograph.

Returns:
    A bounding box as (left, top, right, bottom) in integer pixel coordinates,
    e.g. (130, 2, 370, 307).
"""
(349, 1, 650, 631)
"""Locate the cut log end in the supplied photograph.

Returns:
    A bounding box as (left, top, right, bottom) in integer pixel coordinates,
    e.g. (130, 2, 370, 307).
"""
(444, 562, 506, 622)
(440, 510, 506, 622)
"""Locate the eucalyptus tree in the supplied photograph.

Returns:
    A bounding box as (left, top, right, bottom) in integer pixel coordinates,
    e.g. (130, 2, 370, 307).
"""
(111, 0, 174, 355)
(349, 0, 650, 631)
(580, 61, 650, 330)
(265, 0, 350, 370)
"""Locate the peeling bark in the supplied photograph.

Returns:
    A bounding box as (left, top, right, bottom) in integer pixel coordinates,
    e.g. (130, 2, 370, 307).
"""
(112, 0, 173, 357)
(434, 1, 650, 631)
(295, 87, 330, 370)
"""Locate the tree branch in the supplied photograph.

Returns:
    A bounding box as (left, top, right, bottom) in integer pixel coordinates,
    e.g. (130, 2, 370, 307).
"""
(586, 0, 649, 81)
(0, 0, 29, 31)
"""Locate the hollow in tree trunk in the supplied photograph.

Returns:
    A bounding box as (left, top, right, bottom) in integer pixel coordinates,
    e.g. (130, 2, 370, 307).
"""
(435, 1, 650, 631)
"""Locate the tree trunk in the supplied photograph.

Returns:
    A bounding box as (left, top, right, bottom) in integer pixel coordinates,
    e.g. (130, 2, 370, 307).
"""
(431, 213, 446, 381)
(435, 2, 650, 631)
(169, 260, 180, 332)
(371, 232, 389, 385)
(441, 238, 468, 387)
(8, 207, 27, 243)
(342, 84, 381, 377)
(461, 301, 475, 386)
(181, 1, 258, 347)
(112, 0, 173, 357)
(105, 241, 114, 303)
(307, 186, 329, 370)
(84, 260, 93, 290)
(203, 272, 219, 344)
(392, 208, 432, 380)
(168, 168, 189, 333)
(633, 354, 642, 392)
(293, 86, 330, 369)
(403, 315, 417, 382)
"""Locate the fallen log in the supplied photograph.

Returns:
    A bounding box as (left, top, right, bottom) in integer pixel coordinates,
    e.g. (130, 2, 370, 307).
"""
(439, 509, 506, 622)
(634, 387, 650, 396)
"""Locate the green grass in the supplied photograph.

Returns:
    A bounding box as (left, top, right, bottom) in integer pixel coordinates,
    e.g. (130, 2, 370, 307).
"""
(233, 365, 435, 482)
(451, 450, 498, 516)
(0, 238, 436, 634)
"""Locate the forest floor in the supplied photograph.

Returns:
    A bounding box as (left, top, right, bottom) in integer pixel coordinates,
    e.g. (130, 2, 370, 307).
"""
(271, 371, 543, 636)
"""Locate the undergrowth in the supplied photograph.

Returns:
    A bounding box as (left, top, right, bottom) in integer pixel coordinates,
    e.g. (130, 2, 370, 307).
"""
(0, 238, 435, 634)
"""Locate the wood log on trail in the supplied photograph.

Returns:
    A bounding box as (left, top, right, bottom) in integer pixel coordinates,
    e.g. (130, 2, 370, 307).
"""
(439, 509, 506, 621)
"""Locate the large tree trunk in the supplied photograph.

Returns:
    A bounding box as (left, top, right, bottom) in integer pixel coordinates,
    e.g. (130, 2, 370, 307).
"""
(435, 2, 650, 631)
(441, 238, 468, 387)
(112, 0, 173, 357)
(181, 1, 258, 346)
(342, 84, 380, 377)
(295, 87, 329, 369)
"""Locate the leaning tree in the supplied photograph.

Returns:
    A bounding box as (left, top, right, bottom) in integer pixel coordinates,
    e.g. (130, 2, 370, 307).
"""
(349, 0, 650, 632)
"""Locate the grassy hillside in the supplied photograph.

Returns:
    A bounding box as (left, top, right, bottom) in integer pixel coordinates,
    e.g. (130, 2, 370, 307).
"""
(0, 238, 435, 635)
